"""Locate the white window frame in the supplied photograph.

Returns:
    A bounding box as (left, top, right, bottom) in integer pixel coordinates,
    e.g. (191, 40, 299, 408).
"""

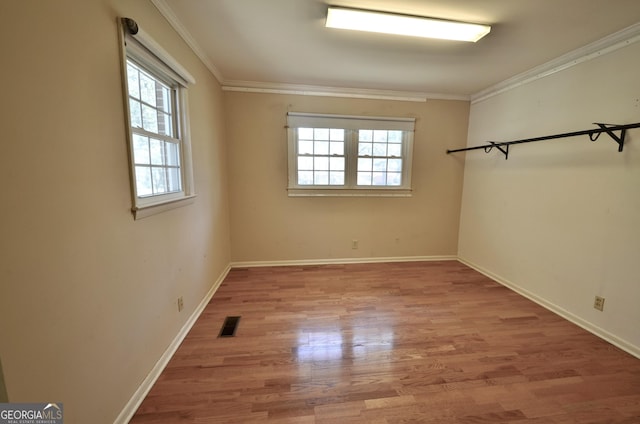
(118, 18, 196, 219)
(287, 113, 415, 197)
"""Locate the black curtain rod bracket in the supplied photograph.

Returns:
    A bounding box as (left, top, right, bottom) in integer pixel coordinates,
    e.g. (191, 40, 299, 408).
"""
(446, 122, 640, 160)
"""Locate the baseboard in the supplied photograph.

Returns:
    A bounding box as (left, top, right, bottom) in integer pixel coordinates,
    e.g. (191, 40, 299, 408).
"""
(231, 255, 457, 268)
(114, 263, 232, 424)
(457, 257, 640, 359)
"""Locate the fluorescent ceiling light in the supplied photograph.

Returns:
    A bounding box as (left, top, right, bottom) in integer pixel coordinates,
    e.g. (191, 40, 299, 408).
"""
(325, 7, 491, 42)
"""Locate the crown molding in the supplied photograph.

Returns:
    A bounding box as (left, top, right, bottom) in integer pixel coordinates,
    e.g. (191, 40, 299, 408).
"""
(222, 80, 470, 102)
(471, 22, 640, 104)
(151, 0, 225, 83)
(149, 0, 467, 103)
(152, 0, 640, 105)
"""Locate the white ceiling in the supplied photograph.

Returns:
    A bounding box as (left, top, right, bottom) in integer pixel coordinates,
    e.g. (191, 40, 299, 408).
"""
(154, 0, 640, 98)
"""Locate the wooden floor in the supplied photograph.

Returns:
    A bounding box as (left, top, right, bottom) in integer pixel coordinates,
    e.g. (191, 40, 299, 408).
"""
(131, 261, 640, 423)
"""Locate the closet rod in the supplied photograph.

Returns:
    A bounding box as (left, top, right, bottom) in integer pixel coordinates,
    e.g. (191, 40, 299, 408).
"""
(446, 122, 640, 159)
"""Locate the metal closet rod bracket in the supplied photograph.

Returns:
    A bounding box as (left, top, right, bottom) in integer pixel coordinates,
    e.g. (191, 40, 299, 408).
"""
(592, 123, 625, 152)
(484, 142, 509, 159)
(446, 122, 640, 160)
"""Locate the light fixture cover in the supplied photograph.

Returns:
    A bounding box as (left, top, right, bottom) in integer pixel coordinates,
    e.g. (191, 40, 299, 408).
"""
(325, 7, 491, 42)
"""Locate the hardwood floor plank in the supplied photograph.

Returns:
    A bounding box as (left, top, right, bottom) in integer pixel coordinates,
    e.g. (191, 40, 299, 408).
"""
(130, 261, 640, 423)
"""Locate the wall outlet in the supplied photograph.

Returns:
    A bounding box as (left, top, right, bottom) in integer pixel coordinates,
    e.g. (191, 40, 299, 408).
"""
(177, 296, 184, 312)
(352, 239, 358, 249)
(593, 296, 605, 311)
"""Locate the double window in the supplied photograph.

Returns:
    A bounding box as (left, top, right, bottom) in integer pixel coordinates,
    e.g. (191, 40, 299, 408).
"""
(287, 113, 415, 196)
(119, 18, 196, 219)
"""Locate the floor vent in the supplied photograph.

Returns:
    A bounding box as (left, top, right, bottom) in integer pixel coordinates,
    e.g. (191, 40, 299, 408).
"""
(219, 316, 241, 337)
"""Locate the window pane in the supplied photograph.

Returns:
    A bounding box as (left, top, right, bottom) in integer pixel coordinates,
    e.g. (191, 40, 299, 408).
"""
(299, 140, 313, 154)
(158, 112, 172, 136)
(373, 130, 388, 142)
(166, 142, 180, 166)
(388, 130, 402, 143)
(314, 128, 329, 140)
(129, 99, 142, 128)
(135, 166, 152, 196)
(358, 158, 372, 171)
(372, 172, 387, 185)
(314, 141, 329, 155)
(167, 167, 181, 192)
(142, 104, 159, 133)
(388, 144, 402, 157)
(298, 156, 313, 170)
(150, 139, 164, 165)
(359, 130, 373, 141)
(299, 128, 314, 139)
(358, 143, 372, 156)
(314, 157, 329, 171)
(357, 172, 372, 185)
(330, 129, 344, 141)
(152, 167, 167, 194)
(330, 157, 344, 171)
(388, 158, 402, 172)
(387, 173, 402, 186)
(159, 86, 171, 114)
(373, 143, 387, 156)
(133, 134, 150, 165)
(373, 158, 387, 171)
(298, 171, 314, 185)
(314, 171, 329, 185)
(139, 72, 156, 106)
(127, 63, 140, 99)
(329, 172, 344, 185)
(330, 142, 344, 155)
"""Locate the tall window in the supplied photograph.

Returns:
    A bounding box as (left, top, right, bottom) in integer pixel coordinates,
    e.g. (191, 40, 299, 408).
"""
(287, 113, 415, 196)
(119, 18, 196, 219)
(126, 60, 181, 197)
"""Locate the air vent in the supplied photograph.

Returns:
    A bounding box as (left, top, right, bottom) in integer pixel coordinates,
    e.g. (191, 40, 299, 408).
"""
(219, 316, 241, 337)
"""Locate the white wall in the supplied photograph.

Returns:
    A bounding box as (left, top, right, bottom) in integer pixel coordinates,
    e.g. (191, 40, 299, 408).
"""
(458, 41, 640, 355)
(0, 1, 231, 422)
(225, 92, 469, 263)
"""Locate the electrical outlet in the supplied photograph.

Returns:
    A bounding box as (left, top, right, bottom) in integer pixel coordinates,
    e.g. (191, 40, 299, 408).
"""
(593, 296, 605, 311)
(177, 296, 184, 312)
(352, 239, 358, 249)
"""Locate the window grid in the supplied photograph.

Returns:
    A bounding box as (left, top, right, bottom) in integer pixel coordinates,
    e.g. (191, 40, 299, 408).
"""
(126, 59, 182, 197)
(357, 129, 403, 187)
(296, 128, 346, 186)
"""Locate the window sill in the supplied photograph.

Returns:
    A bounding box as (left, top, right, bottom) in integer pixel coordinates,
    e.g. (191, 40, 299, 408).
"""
(287, 188, 412, 197)
(132, 194, 197, 219)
